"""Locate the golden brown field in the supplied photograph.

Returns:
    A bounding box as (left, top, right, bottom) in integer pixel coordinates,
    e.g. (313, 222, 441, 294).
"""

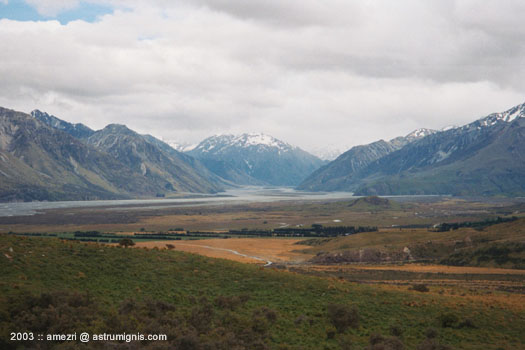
(305, 263, 525, 275)
(135, 238, 313, 264)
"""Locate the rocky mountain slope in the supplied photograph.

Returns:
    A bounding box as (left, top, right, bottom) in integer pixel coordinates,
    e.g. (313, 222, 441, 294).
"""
(0, 107, 224, 201)
(354, 103, 525, 196)
(187, 133, 324, 186)
(0, 107, 157, 201)
(299, 103, 525, 196)
(31, 110, 95, 139)
(297, 129, 436, 191)
(87, 125, 225, 193)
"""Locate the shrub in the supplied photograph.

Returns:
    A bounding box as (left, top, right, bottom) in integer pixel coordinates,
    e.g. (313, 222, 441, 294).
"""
(390, 324, 403, 337)
(327, 304, 359, 333)
(189, 298, 214, 334)
(5, 289, 275, 350)
(439, 313, 459, 328)
(119, 238, 135, 248)
(214, 295, 244, 310)
(417, 338, 451, 350)
(326, 327, 337, 339)
(339, 334, 354, 350)
(263, 308, 278, 322)
(367, 333, 404, 350)
(411, 284, 430, 293)
(425, 327, 438, 339)
(458, 318, 477, 329)
(295, 314, 307, 325)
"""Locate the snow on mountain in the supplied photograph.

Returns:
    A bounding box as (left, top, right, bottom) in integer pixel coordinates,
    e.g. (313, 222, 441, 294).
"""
(231, 133, 290, 149)
(474, 102, 525, 128)
(404, 128, 438, 141)
(188, 133, 324, 186)
(299, 100, 525, 196)
(441, 125, 457, 131)
(192, 133, 295, 154)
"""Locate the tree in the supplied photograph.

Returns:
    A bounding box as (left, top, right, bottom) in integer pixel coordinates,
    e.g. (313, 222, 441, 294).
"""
(119, 238, 135, 248)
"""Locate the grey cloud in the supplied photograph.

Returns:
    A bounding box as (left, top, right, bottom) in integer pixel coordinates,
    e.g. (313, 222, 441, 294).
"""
(0, 1, 524, 153)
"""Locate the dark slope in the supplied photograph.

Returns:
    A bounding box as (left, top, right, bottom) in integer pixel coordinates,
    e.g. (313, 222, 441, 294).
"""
(297, 129, 436, 191)
(355, 112, 525, 196)
(298, 102, 525, 196)
(87, 125, 224, 193)
(31, 110, 95, 139)
(0, 107, 158, 201)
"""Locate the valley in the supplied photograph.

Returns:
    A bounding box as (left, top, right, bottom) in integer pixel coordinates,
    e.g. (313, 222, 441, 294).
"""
(2, 3, 525, 348)
(1, 104, 525, 349)
(1, 192, 525, 349)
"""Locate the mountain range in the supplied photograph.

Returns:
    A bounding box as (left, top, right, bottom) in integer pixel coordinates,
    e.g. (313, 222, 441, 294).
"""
(0, 108, 224, 201)
(0, 108, 325, 201)
(298, 102, 525, 196)
(187, 133, 325, 186)
(1, 101, 524, 201)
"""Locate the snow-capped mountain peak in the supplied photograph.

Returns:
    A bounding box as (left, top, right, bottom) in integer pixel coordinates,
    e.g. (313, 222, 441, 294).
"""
(231, 133, 292, 149)
(441, 125, 457, 131)
(187, 133, 324, 186)
(405, 128, 438, 140)
(474, 102, 525, 128)
(193, 133, 294, 154)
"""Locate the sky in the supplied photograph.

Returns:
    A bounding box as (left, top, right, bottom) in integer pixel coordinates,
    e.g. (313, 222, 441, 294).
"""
(1, 0, 524, 157)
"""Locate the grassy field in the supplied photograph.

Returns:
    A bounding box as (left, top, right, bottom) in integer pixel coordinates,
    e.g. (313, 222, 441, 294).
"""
(1, 196, 523, 234)
(1, 234, 525, 349)
(1, 196, 524, 349)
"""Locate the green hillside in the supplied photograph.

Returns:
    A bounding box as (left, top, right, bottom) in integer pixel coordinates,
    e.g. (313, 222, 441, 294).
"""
(1, 235, 524, 349)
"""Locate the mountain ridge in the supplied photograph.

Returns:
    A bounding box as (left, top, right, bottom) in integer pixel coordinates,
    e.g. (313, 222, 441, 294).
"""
(297, 128, 436, 191)
(188, 133, 325, 186)
(298, 102, 525, 196)
(0, 107, 225, 201)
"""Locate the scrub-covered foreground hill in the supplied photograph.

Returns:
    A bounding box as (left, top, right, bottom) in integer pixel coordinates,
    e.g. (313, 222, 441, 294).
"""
(1, 234, 524, 349)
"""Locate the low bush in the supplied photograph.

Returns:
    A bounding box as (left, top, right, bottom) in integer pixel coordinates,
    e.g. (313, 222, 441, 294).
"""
(411, 284, 430, 293)
(439, 313, 459, 328)
(327, 304, 360, 333)
(367, 333, 404, 350)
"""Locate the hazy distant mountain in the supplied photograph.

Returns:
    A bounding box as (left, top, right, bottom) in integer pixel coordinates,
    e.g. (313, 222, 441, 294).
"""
(162, 139, 197, 153)
(187, 133, 324, 186)
(87, 125, 225, 194)
(297, 128, 436, 191)
(31, 110, 95, 139)
(299, 102, 525, 196)
(307, 145, 346, 161)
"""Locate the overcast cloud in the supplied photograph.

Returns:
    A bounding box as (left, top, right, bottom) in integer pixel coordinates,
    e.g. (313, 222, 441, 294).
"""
(0, 0, 524, 156)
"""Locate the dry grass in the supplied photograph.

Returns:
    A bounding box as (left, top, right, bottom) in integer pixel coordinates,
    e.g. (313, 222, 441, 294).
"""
(301, 218, 525, 255)
(306, 263, 525, 275)
(3, 196, 520, 234)
(134, 238, 313, 264)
